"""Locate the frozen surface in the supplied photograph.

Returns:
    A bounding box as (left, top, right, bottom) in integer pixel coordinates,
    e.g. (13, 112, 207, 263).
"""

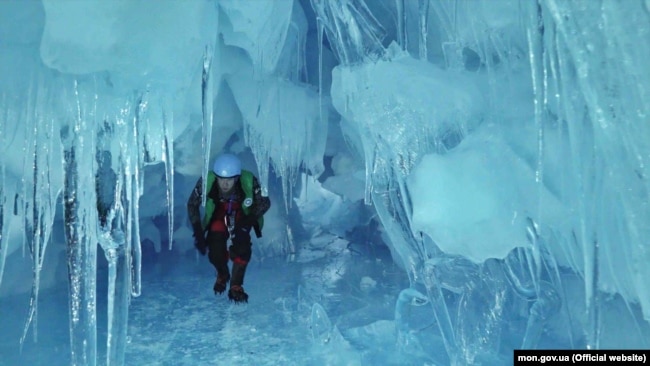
(2, 234, 413, 365)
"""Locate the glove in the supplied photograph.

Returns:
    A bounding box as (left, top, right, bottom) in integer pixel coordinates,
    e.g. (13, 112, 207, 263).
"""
(194, 236, 207, 256)
(237, 214, 257, 231)
(231, 227, 251, 246)
(192, 223, 207, 256)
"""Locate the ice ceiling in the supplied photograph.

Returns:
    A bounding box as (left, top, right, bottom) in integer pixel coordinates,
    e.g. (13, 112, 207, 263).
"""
(1, 0, 649, 365)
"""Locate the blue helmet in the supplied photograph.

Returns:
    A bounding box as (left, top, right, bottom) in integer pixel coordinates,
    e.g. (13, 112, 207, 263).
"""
(212, 153, 241, 178)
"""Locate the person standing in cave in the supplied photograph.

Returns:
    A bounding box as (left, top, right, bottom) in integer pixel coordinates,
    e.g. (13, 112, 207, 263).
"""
(187, 153, 270, 303)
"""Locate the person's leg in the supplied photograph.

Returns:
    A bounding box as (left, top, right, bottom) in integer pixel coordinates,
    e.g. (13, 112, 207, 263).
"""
(206, 230, 230, 294)
(228, 230, 252, 302)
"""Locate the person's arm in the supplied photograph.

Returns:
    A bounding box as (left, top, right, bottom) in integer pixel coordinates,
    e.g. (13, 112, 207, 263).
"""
(236, 176, 269, 239)
(188, 177, 207, 255)
(187, 177, 203, 230)
(250, 176, 271, 218)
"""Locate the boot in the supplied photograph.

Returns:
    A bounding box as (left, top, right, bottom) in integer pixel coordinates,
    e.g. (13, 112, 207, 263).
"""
(213, 270, 230, 295)
(228, 263, 249, 303)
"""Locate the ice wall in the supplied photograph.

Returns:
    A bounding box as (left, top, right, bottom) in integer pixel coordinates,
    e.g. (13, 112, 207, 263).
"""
(1, 1, 219, 365)
(317, 0, 650, 362)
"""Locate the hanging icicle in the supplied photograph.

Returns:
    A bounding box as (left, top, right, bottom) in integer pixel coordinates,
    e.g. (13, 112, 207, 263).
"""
(20, 74, 61, 350)
(201, 45, 214, 209)
(61, 80, 100, 366)
(162, 108, 174, 250)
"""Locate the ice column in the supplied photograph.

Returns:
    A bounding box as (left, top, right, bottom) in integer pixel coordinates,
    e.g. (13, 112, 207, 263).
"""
(94, 90, 161, 364)
(61, 81, 99, 366)
(100, 227, 129, 366)
(126, 96, 147, 298)
(19, 76, 63, 349)
(128, 92, 175, 250)
(422, 258, 460, 365)
(96, 107, 129, 366)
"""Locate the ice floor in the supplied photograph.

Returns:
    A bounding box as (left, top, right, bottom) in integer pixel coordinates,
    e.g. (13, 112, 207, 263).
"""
(3, 231, 650, 365)
(123, 251, 408, 365)
(1, 234, 434, 366)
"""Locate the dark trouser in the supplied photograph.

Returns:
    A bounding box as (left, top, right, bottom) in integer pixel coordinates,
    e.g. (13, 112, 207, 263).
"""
(207, 231, 230, 276)
(206, 229, 252, 286)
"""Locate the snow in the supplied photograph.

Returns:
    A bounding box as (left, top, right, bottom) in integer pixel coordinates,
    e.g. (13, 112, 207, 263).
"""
(1, 0, 650, 365)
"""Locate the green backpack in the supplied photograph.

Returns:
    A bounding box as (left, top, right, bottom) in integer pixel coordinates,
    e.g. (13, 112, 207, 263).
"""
(202, 169, 264, 237)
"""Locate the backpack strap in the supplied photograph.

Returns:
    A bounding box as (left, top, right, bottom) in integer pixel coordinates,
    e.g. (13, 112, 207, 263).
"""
(240, 170, 264, 236)
(239, 170, 254, 215)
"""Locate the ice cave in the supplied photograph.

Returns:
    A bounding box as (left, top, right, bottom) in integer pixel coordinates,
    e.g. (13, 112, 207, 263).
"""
(1, 0, 649, 365)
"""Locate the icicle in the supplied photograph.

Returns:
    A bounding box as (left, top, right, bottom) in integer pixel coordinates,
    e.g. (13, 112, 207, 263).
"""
(20, 75, 59, 349)
(162, 109, 174, 250)
(545, 1, 606, 342)
(0, 95, 6, 289)
(0, 170, 4, 289)
(299, 19, 308, 83)
(429, 0, 455, 44)
(250, 126, 271, 198)
(21, 78, 37, 260)
(423, 260, 459, 365)
(418, 0, 429, 60)
(102, 222, 129, 366)
(430, 0, 461, 68)
(395, 0, 406, 50)
(20, 114, 41, 347)
(309, 0, 386, 65)
(586, 235, 601, 349)
(201, 45, 214, 209)
(127, 97, 146, 298)
(98, 117, 132, 365)
(61, 80, 99, 366)
(525, 0, 546, 277)
(105, 244, 118, 365)
(108, 247, 130, 366)
(362, 140, 375, 205)
(317, 16, 324, 128)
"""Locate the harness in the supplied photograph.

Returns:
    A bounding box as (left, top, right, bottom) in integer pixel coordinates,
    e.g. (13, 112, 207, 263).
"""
(224, 193, 237, 235)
